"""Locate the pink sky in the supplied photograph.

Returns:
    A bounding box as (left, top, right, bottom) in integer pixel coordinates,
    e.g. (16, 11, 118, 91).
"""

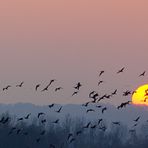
(0, 0, 147, 104)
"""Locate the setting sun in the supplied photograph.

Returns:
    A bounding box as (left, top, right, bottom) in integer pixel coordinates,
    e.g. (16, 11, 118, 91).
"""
(132, 84, 148, 106)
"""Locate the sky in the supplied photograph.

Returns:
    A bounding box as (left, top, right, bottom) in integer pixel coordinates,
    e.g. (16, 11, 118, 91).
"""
(0, 0, 147, 105)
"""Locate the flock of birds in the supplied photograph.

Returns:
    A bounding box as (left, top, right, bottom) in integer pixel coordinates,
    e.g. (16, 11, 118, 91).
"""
(0, 68, 147, 148)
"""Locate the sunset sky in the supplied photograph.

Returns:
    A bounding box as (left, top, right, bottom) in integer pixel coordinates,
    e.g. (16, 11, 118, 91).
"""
(0, 0, 147, 105)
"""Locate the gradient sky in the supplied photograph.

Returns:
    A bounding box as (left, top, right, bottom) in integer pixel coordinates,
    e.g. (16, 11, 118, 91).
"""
(0, 0, 147, 105)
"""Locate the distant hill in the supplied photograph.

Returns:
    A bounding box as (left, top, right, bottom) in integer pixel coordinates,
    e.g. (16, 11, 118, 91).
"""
(0, 102, 148, 127)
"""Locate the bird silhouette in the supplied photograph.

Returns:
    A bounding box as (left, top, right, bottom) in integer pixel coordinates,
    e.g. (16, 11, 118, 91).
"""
(98, 80, 104, 86)
(83, 122, 91, 129)
(36, 138, 41, 143)
(74, 82, 82, 90)
(91, 125, 97, 129)
(55, 106, 62, 113)
(76, 131, 82, 136)
(112, 89, 117, 95)
(37, 112, 45, 118)
(86, 109, 95, 113)
(48, 103, 55, 108)
(41, 119, 46, 124)
(49, 79, 56, 86)
(97, 94, 107, 102)
(105, 94, 111, 99)
(92, 93, 99, 99)
(99, 71, 105, 77)
(91, 93, 99, 103)
(35, 84, 41, 91)
(55, 87, 63, 92)
(139, 71, 146, 77)
(41, 80, 56, 92)
(117, 101, 131, 109)
(112, 122, 120, 126)
(144, 89, 148, 96)
(97, 97, 104, 102)
(133, 123, 138, 127)
(123, 90, 131, 96)
(89, 91, 96, 98)
(16, 129, 21, 135)
(143, 97, 148, 102)
(16, 82, 24, 87)
(72, 91, 79, 96)
(24, 113, 31, 119)
(40, 130, 45, 135)
(17, 117, 23, 121)
(102, 107, 107, 114)
(132, 91, 137, 95)
(117, 67, 125, 74)
(98, 119, 103, 125)
(67, 133, 73, 140)
(3, 85, 11, 91)
(2, 117, 10, 124)
(134, 116, 140, 122)
(96, 105, 102, 108)
(82, 102, 90, 107)
(41, 84, 51, 92)
(53, 119, 59, 124)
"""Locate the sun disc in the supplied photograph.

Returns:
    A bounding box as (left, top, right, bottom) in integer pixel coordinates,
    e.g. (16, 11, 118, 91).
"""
(132, 84, 148, 106)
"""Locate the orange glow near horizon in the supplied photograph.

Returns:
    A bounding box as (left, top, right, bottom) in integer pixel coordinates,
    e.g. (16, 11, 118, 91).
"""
(132, 84, 148, 106)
